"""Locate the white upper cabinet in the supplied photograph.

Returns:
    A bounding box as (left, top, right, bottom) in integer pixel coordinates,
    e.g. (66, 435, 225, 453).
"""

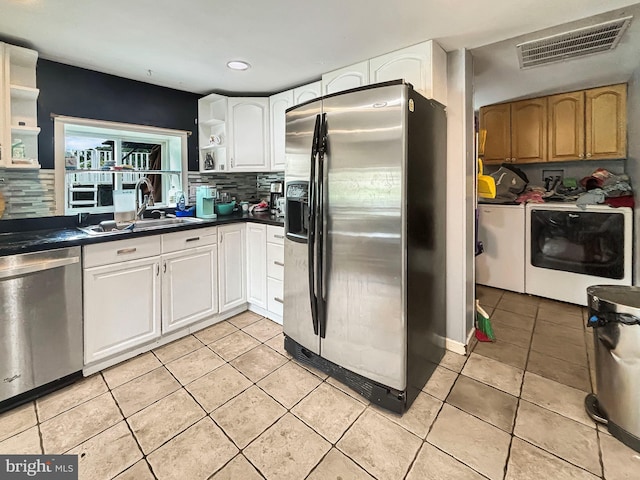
(1, 43, 40, 169)
(269, 90, 294, 171)
(197, 93, 228, 173)
(227, 97, 270, 172)
(293, 81, 322, 106)
(369, 40, 447, 105)
(322, 60, 370, 95)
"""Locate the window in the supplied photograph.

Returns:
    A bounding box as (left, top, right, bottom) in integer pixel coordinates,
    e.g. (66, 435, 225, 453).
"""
(54, 116, 189, 216)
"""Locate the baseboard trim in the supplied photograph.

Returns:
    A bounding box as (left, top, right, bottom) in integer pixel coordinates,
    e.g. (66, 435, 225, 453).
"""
(445, 337, 467, 356)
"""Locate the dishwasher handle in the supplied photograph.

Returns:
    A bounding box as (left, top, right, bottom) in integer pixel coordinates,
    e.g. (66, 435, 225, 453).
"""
(0, 256, 80, 280)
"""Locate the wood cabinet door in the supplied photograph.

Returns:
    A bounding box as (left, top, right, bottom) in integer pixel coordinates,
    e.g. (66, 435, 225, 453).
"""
(547, 91, 584, 162)
(585, 84, 627, 160)
(161, 245, 218, 334)
(479, 104, 511, 164)
(510, 98, 547, 163)
(227, 98, 270, 171)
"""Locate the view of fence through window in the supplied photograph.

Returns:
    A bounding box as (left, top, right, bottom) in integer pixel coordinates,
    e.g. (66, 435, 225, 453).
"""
(55, 117, 188, 216)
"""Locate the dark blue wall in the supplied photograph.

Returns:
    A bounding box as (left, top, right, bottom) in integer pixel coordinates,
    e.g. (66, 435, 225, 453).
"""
(36, 60, 200, 170)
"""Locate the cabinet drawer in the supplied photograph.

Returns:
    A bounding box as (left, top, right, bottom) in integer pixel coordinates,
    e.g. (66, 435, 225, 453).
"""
(267, 243, 284, 280)
(162, 226, 217, 253)
(267, 277, 284, 316)
(267, 225, 285, 245)
(83, 236, 161, 268)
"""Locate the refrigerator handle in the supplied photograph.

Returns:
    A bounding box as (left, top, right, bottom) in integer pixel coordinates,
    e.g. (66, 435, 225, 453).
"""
(317, 113, 328, 339)
(308, 113, 321, 335)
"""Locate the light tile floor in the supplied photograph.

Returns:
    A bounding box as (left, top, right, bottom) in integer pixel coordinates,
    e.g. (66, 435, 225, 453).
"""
(1, 297, 639, 479)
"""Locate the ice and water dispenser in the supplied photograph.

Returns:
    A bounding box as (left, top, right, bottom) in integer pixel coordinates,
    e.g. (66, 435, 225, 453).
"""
(285, 181, 309, 243)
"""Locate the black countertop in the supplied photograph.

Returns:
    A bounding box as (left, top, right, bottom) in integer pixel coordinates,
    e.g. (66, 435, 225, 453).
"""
(0, 212, 285, 257)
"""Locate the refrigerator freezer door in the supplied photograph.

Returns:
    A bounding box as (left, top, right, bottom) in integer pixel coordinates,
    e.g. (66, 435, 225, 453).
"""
(284, 100, 322, 354)
(320, 84, 408, 390)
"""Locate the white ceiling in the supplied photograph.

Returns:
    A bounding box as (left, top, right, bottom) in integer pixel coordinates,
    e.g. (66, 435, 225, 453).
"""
(472, 3, 640, 108)
(1, 0, 639, 96)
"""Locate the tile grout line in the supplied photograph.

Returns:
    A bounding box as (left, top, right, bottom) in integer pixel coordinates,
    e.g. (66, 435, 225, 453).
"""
(502, 299, 539, 479)
(402, 392, 449, 480)
(33, 400, 45, 455)
(102, 372, 159, 480)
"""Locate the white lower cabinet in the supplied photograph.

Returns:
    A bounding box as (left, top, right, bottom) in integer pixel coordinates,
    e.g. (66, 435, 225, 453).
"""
(218, 223, 247, 312)
(83, 239, 162, 364)
(161, 245, 218, 334)
(266, 225, 285, 323)
(246, 223, 267, 308)
(83, 229, 219, 366)
(83, 222, 282, 371)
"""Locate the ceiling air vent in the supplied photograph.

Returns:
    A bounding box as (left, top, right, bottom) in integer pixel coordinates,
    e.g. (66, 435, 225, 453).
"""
(516, 16, 633, 69)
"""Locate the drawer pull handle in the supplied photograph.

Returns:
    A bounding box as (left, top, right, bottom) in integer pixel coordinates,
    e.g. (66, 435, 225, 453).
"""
(186, 237, 200, 242)
(274, 297, 284, 304)
(117, 247, 137, 255)
(274, 261, 284, 267)
(274, 234, 284, 239)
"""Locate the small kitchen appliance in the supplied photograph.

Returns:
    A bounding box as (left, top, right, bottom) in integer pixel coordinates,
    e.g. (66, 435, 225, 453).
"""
(196, 186, 217, 219)
(270, 181, 284, 215)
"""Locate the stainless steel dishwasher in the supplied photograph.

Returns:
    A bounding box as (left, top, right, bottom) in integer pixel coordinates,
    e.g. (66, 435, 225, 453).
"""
(0, 246, 83, 411)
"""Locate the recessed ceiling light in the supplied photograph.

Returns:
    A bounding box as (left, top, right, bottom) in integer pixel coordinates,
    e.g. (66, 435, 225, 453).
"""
(227, 60, 250, 71)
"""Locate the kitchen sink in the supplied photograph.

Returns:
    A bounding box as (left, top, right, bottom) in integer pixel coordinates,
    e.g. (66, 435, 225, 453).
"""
(78, 217, 204, 236)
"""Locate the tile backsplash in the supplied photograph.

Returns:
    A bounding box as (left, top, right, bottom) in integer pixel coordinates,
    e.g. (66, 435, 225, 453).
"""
(187, 172, 284, 204)
(0, 170, 56, 220)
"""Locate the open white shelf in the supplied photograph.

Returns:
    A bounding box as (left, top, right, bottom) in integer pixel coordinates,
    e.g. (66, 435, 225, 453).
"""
(10, 85, 40, 101)
(11, 125, 41, 135)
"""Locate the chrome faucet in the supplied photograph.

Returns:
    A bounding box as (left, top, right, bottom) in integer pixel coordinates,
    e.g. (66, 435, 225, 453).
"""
(134, 177, 155, 220)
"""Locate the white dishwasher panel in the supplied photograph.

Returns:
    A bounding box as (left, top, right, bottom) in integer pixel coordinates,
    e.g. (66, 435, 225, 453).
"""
(476, 204, 525, 293)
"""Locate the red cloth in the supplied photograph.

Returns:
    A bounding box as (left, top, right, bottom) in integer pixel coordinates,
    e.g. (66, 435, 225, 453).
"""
(604, 195, 635, 208)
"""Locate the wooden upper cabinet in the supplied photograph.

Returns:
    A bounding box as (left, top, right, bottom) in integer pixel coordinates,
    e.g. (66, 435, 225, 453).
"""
(479, 104, 511, 164)
(510, 98, 547, 164)
(548, 91, 585, 162)
(585, 84, 627, 160)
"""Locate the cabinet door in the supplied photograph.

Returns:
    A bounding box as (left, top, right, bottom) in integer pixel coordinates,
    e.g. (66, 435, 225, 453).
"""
(510, 98, 547, 163)
(322, 61, 369, 95)
(161, 245, 218, 334)
(479, 104, 511, 164)
(369, 40, 446, 103)
(246, 223, 267, 308)
(269, 90, 293, 171)
(293, 81, 321, 106)
(547, 91, 584, 162)
(585, 84, 627, 160)
(476, 205, 525, 293)
(84, 257, 161, 363)
(218, 224, 247, 312)
(227, 98, 270, 171)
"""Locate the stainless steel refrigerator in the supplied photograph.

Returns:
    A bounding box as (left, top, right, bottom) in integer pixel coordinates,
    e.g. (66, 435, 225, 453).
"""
(283, 80, 447, 413)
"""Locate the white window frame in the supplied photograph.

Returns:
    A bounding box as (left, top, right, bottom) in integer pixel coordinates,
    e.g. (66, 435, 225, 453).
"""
(54, 115, 189, 216)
